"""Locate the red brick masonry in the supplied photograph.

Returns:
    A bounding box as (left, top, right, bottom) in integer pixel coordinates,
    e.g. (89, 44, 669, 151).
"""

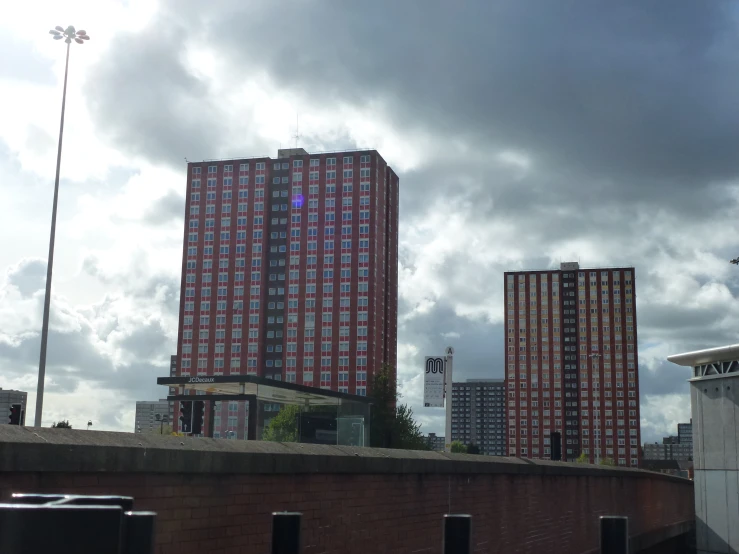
(0, 427, 694, 554)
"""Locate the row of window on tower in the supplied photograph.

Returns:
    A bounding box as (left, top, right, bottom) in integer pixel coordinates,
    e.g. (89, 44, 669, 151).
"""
(191, 155, 374, 176)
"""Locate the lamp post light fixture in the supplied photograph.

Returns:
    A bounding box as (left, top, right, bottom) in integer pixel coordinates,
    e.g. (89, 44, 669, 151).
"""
(155, 413, 169, 434)
(34, 26, 90, 427)
(87, 420, 93, 431)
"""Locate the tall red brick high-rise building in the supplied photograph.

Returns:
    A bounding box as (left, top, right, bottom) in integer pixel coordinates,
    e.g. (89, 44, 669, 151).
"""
(175, 148, 399, 438)
(504, 263, 641, 466)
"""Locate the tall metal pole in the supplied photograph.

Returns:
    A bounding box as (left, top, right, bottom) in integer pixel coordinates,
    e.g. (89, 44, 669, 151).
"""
(35, 40, 71, 427)
(444, 346, 454, 452)
(590, 353, 602, 464)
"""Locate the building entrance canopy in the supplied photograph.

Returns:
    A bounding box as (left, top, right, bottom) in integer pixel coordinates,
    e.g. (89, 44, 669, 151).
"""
(157, 375, 372, 446)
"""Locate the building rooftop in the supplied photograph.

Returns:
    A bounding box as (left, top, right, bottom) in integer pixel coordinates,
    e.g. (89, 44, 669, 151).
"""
(192, 147, 382, 165)
(667, 343, 739, 366)
(158, 375, 374, 406)
(504, 264, 635, 273)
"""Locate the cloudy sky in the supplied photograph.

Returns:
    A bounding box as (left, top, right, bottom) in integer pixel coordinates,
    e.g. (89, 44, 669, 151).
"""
(3, 0, 738, 441)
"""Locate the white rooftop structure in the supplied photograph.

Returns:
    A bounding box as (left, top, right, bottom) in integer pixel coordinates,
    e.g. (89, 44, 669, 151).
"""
(668, 343, 739, 554)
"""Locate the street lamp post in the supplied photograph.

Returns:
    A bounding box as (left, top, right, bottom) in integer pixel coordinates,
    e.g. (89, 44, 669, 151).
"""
(87, 420, 93, 431)
(34, 26, 90, 427)
(155, 413, 169, 434)
(589, 353, 602, 464)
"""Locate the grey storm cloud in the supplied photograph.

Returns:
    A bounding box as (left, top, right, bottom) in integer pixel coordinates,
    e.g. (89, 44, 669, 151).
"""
(143, 190, 184, 226)
(0, 255, 177, 409)
(87, 0, 739, 220)
(639, 303, 736, 345)
(84, 22, 226, 167)
(82, 255, 180, 316)
(118, 320, 171, 361)
(401, 300, 504, 380)
(0, 312, 171, 402)
(639, 360, 692, 398)
(199, 0, 739, 185)
(7, 258, 46, 298)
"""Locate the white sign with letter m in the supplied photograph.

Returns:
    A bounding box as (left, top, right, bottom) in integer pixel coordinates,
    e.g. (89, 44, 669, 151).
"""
(423, 356, 445, 408)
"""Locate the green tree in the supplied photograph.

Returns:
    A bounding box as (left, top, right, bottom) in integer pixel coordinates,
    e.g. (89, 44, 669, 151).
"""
(262, 405, 300, 442)
(450, 441, 467, 453)
(145, 424, 174, 435)
(394, 404, 428, 450)
(370, 363, 396, 448)
(575, 452, 589, 463)
(466, 443, 481, 455)
(599, 457, 616, 466)
(370, 364, 428, 450)
(51, 420, 72, 429)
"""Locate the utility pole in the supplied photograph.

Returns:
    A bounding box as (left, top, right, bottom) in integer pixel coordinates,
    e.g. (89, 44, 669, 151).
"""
(444, 346, 454, 452)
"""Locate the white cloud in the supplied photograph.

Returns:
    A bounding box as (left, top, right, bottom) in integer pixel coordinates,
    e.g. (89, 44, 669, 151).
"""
(640, 394, 692, 442)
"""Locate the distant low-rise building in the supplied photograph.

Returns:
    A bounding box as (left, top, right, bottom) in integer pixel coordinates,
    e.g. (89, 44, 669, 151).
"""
(135, 399, 170, 434)
(643, 420, 693, 461)
(0, 388, 28, 426)
(426, 433, 445, 452)
(643, 441, 692, 460)
(641, 459, 693, 479)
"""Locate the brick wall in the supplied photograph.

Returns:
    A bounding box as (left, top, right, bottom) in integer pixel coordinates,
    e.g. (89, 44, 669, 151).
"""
(0, 427, 694, 554)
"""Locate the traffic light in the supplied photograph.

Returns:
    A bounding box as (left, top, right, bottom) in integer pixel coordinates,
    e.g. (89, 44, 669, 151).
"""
(192, 400, 205, 435)
(8, 404, 21, 426)
(179, 401, 193, 434)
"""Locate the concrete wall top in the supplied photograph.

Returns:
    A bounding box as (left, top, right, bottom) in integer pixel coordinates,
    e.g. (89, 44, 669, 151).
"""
(0, 427, 690, 482)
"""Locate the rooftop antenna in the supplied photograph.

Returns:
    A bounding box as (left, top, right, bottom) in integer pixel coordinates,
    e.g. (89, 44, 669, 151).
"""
(293, 113, 302, 149)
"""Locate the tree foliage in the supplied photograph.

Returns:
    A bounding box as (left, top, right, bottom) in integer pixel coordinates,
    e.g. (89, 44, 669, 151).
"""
(259, 364, 428, 450)
(262, 404, 300, 442)
(370, 364, 428, 450)
(370, 363, 396, 448)
(575, 452, 589, 463)
(394, 403, 428, 450)
(599, 457, 616, 466)
(146, 424, 174, 435)
(450, 441, 467, 453)
(51, 420, 72, 429)
(466, 443, 481, 455)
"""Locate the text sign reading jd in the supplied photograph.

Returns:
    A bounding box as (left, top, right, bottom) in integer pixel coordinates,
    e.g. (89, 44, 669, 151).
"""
(424, 357, 445, 407)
